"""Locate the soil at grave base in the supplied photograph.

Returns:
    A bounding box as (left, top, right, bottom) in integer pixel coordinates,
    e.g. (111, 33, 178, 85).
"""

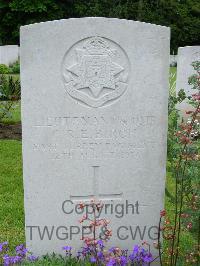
(0, 122, 22, 140)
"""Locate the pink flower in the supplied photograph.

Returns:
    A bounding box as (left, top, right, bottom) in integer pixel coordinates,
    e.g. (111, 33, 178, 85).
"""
(160, 210, 166, 217)
(186, 222, 192, 229)
(78, 202, 85, 209)
(192, 94, 200, 100)
(185, 110, 193, 114)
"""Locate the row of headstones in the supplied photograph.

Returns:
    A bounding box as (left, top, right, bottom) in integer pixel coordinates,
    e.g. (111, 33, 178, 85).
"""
(0, 45, 19, 65)
(0, 44, 189, 68)
(20, 18, 199, 262)
(0, 43, 198, 82)
(1, 43, 198, 120)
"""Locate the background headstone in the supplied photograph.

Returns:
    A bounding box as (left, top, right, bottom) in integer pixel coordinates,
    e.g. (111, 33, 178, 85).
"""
(0, 45, 19, 65)
(176, 46, 200, 119)
(20, 18, 170, 257)
(170, 54, 177, 67)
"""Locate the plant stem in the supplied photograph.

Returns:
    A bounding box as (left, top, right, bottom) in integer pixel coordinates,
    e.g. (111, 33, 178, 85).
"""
(197, 215, 200, 266)
(0, 101, 13, 122)
(171, 102, 200, 265)
(170, 144, 186, 266)
(174, 158, 188, 265)
(158, 217, 163, 266)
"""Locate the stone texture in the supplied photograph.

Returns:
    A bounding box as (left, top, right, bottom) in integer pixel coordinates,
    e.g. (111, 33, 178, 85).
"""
(176, 46, 200, 118)
(0, 45, 19, 65)
(170, 54, 177, 66)
(20, 17, 170, 258)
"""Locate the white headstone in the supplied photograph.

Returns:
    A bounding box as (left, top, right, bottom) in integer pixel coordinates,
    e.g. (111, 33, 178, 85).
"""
(170, 54, 177, 66)
(0, 45, 19, 65)
(20, 18, 170, 258)
(176, 46, 200, 118)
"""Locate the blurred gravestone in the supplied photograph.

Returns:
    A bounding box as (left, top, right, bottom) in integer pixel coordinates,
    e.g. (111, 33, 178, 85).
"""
(170, 54, 177, 67)
(0, 45, 19, 66)
(176, 46, 200, 119)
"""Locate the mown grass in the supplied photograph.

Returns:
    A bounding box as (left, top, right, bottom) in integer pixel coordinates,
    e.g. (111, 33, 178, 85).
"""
(169, 67, 177, 94)
(0, 140, 25, 250)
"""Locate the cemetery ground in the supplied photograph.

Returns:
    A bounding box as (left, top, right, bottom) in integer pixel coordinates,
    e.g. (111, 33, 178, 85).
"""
(0, 101, 21, 140)
(0, 67, 199, 265)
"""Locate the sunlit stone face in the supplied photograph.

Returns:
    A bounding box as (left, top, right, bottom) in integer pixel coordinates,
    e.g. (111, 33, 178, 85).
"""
(20, 18, 170, 261)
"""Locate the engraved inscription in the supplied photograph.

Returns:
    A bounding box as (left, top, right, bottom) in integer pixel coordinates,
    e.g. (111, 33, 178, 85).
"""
(32, 115, 158, 160)
(70, 166, 122, 202)
(62, 36, 130, 108)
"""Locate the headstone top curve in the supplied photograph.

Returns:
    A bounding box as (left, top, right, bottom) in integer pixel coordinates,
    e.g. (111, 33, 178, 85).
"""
(20, 17, 170, 32)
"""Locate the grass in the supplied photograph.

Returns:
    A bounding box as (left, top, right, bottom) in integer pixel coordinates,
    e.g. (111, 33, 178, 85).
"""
(169, 67, 177, 94)
(0, 140, 25, 250)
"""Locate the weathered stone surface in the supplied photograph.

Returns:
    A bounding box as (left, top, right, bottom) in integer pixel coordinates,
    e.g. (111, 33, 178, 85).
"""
(20, 17, 170, 258)
(0, 45, 19, 65)
(170, 54, 177, 66)
(176, 46, 200, 118)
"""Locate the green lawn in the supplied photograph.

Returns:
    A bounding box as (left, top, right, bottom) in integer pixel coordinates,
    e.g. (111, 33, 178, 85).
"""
(0, 140, 25, 250)
(169, 67, 177, 94)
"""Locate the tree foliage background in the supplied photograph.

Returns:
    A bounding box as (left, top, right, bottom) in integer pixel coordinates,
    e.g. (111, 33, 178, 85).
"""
(0, 0, 199, 52)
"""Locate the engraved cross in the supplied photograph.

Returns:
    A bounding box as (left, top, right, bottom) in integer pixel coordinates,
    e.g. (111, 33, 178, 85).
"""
(70, 166, 123, 202)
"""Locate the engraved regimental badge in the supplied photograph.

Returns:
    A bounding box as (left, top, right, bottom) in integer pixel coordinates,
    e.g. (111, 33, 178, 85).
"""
(62, 36, 130, 108)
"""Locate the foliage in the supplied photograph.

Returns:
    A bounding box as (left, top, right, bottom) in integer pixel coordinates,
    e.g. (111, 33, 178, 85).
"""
(0, 243, 38, 265)
(1, 100, 20, 124)
(161, 61, 200, 265)
(0, 0, 74, 45)
(0, 75, 21, 122)
(0, 0, 200, 52)
(0, 62, 20, 75)
(0, 75, 20, 100)
(21, 254, 89, 265)
(9, 61, 20, 74)
(0, 64, 10, 74)
(74, 199, 153, 265)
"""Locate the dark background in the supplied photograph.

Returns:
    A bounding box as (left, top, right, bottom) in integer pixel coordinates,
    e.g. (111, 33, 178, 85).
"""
(0, 0, 199, 53)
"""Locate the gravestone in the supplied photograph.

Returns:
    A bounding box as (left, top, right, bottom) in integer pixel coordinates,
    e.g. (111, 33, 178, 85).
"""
(0, 45, 19, 65)
(20, 18, 170, 258)
(176, 46, 200, 119)
(170, 54, 177, 67)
